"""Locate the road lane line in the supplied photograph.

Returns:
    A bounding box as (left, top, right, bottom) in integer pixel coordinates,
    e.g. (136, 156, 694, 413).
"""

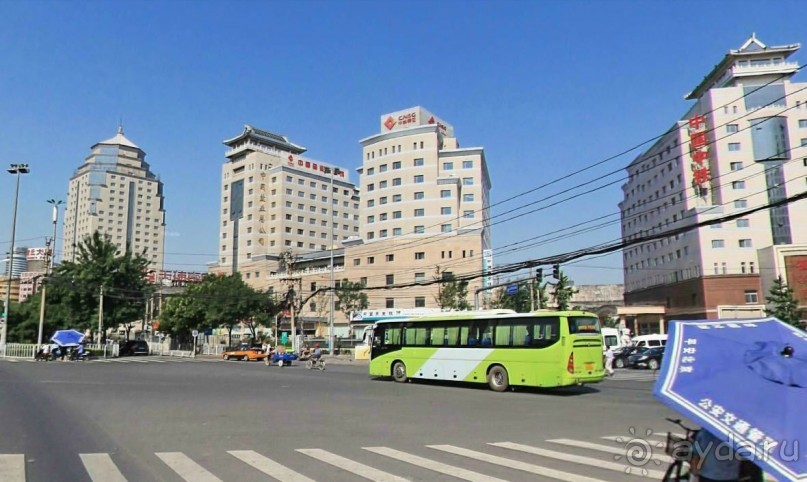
(492, 442, 664, 479)
(0, 454, 25, 482)
(228, 450, 315, 481)
(296, 448, 408, 481)
(364, 446, 506, 482)
(80, 453, 127, 481)
(156, 452, 222, 482)
(554, 438, 673, 463)
(427, 445, 608, 482)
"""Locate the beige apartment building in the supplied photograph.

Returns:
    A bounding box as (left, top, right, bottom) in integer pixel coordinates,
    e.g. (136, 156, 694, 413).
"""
(620, 35, 807, 320)
(210, 125, 359, 283)
(63, 127, 166, 270)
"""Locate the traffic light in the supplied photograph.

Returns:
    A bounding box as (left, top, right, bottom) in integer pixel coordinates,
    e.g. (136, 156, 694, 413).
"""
(552, 264, 561, 279)
(536, 268, 543, 283)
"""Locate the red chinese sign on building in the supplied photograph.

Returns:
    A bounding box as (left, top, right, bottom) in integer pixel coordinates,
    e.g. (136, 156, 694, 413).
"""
(286, 155, 345, 178)
(688, 114, 711, 192)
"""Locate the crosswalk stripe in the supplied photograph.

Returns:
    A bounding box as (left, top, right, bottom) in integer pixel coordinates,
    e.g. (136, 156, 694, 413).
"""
(296, 448, 408, 482)
(427, 445, 609, 482)
(156, 452, 223, 482)
(553, 438, 673, 463)
(228, 450, 315, 481)
(80, 453, 127, 481)
(602, 433, 682, 443)
(364, 446, 506, 482)
(0, 454, 25, 482)
(491, 442, 664, 479)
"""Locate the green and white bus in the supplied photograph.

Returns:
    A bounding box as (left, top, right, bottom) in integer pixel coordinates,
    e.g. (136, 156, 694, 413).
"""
(368, 310, 605, 391)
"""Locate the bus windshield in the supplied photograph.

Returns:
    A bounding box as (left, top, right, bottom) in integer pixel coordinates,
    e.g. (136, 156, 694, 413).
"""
(568, 316, 601, 335)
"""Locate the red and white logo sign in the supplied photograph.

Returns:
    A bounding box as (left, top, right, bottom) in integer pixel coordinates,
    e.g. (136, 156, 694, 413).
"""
(384, 116, 396, 130)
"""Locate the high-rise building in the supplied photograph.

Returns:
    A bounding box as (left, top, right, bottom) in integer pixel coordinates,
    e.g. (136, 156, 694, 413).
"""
(620, 35, 807, 320)
(345, 106, 492, 310)
(63, 127, 166, 270)
(213, 125, 358, 280)
(1, 247, 27, 279)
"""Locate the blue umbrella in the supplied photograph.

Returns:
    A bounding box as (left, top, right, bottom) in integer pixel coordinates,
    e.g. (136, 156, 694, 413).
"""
(51, 329, 86, 347)
(654, 317, 807, 482)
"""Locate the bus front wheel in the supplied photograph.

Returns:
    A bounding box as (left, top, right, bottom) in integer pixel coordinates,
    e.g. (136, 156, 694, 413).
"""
(487, 365, 509, 392)
(392, 361, 408, 383)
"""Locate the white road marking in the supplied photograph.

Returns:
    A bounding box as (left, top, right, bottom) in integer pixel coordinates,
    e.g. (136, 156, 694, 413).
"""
(296, 448, 408, 481)
(0, 454, 25, 482)
(364, 446, 507, 482)
(80, 453, 127, 481)
(428, 445, 609, 482)
(156, 452, 222, 482)
(555, 438, 673, 463)
(492, 442, 664, 478)
(228, 450, 315, 481)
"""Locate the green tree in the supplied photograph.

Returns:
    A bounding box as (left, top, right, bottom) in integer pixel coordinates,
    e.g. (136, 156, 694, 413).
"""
(434, 267, 471, 310)
(14, 232, 153, 342)
(159, 283, 207, 337)
(336, 279, 369, 321)
(765, 276, 802, 326)
(195, 274, 264, 346)
(551, 270, 578, 311)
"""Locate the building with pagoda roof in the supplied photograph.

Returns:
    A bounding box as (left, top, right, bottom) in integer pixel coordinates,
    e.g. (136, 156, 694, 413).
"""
(63, 126, 166, 270)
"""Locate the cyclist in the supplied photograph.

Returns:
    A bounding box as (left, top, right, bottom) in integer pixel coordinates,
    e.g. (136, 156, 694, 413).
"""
(311, 343, 322, 362)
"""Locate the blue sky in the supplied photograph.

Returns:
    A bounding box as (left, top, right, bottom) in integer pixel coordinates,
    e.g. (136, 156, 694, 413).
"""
(1, 0, 805, 285)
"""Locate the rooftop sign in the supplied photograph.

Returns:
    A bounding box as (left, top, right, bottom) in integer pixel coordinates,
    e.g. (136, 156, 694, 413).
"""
(379, 107, 454, 137)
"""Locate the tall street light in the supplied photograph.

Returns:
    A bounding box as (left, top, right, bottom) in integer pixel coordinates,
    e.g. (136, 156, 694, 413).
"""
(36, 199, 63, 349)
(1, 163, 30, 353)
(326, 167, 343, 355)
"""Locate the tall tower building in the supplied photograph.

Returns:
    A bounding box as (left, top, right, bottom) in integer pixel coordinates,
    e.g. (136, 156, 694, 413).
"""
(215, 125, 358, 282)
(346, 106, 492, 310)
(63, 127, 166, 269)
(620, 35, 807, 320)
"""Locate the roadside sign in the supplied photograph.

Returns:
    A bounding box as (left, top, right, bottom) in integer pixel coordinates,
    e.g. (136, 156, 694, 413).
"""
(204, 327, 213, 336)
(191, 329, 199, 338)
(506, 284, 519, 295)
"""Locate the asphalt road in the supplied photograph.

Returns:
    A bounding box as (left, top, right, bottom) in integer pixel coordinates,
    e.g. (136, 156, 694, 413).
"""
(0, 356, 680, 481)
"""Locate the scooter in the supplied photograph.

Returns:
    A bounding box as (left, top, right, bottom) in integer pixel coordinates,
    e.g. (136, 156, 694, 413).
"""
(69, 349, 92, 361)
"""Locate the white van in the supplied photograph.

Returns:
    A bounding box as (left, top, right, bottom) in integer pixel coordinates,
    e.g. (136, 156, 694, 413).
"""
(631, 334, 668, 349)
(602, 327, 624, 351)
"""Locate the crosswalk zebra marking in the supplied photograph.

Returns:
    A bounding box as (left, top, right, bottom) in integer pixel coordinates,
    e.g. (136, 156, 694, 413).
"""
(364, 446, 507, 482)
(427, 445, 609, 482)
(491, 442, 665, 479)
(0, 454, 25, 482)
(156, 452, 223, 482)
(228, 450, 315, 482)
(80, 453, 127, 482)
(554, 438, 673, 463)
(297, 448, 409, 482)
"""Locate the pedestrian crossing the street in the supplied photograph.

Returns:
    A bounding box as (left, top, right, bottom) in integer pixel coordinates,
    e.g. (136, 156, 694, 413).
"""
(3, 431, 779, 481)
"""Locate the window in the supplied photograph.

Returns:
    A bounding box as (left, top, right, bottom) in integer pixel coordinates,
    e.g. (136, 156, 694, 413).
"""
(385, 298, 395, 309)
(393, 227, 402, 236)
(736, 219, 750, 228)
(441, 224, 452, 233)
(386, 254, 394, 262)
(728, 143, 741, 152)
(414, 175, 424, 183)
(392, 211, 401, 219)
(367, 199, 375, 207)
(367, 167, 375, 176)
(367, 183, 375, 192)
(739, 239, 753, 248)
(712, 240, 725, 248)
(463, 193, 474, 202)
(443, 162, 454, 170)
(745, 290, 759, 304)
(414, 225, 424, 233)
(392, 194, 402, 203)
(732, 181, 746, 189)
(414, 208, 424, 217)
(379, 180, 387, 189)
(415, 297, 426, 308)
(462, 160, 473, 169)
(726, 124, 739, 133)
(415, 272, 426, 283)
(392, 178, 401, 186)
(462, 177, 474, 185)
(414, 158, 424, 167)
(415, 252, 425, 260)
(380, 229, 387, 237)
(440, 189, 452, 199)
(353, 258, 360, 266)
(463, 210, 475, 218)
(386, 274, 394, 286)
(367, 256, 375, 264)
(734, 199, 748, 208)
(441, 207, 452, 215)
(730, 162, 743, 171)
(392, 161, 401, 170)
(414, 192, 424, 200)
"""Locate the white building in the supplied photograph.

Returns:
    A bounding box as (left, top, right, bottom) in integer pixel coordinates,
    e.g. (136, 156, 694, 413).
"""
(620, 35, 807, 319)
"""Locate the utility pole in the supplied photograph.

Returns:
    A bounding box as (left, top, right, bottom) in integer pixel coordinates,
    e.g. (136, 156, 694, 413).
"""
(328, 167, 335, 356)
(280, 250, 301, 353)
(98, 285, 104, 345)
(36, 237, 53, 350)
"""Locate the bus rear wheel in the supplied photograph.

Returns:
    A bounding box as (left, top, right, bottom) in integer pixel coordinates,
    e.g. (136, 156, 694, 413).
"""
(487, 365, 509, 392)
(392, 361, 408, 383)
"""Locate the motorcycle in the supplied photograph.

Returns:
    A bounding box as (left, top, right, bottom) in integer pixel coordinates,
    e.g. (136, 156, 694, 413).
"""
(306, 357, 325, 370)
(69, 348, 92, 361)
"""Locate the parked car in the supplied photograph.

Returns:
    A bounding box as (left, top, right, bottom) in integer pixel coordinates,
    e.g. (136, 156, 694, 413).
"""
(613, 346, 641, 369)
(222, 344, 267, 361)
(119, 340, 150, 356)
(627, 346, 665, 370)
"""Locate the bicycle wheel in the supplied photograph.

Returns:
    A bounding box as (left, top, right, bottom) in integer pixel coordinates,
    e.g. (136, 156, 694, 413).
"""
(306, 359, 313, 369)
(661, 461, 689, 481)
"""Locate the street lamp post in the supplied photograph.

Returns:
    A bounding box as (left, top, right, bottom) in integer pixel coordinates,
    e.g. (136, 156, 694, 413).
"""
(36, 199, 63, 349)
(329, 169, 335, 355)
(1, 163, 30, 354)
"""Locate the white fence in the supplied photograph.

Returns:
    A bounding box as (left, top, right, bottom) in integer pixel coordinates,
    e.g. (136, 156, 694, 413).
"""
(0, 342, 119, 358)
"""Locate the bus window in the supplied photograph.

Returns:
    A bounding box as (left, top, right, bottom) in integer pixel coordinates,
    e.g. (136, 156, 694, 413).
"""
(478, 321, 493, 346)
(446, 326, 459, 346)
(494, 323, 510, 346)
(431, 325, 446, 346)
(531, 317, 560, 347)
(384, 325, 401, 345)
(459, 326, 471, 345)
(568, 316, 600, 335)
(511, 323, 530, 346)
(404, 325, 430, 346)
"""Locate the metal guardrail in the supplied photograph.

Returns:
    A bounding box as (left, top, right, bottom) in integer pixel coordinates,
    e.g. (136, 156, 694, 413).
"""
(0, 342, 119, 358)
